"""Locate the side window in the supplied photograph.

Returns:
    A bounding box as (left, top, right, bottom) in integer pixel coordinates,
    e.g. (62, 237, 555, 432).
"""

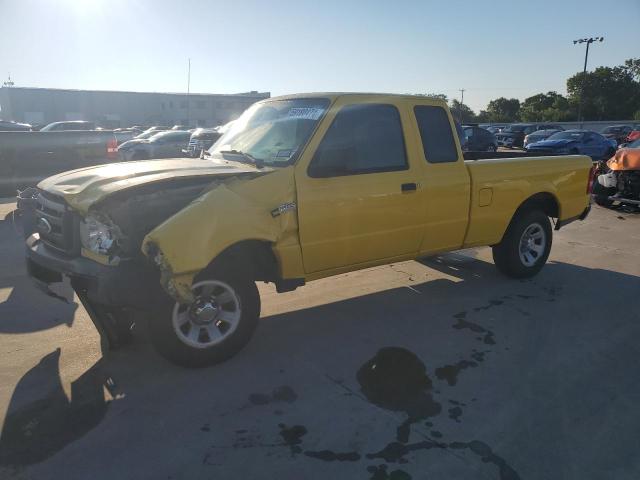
(308, 104, 407, 177)
(413, 105, 458, 163)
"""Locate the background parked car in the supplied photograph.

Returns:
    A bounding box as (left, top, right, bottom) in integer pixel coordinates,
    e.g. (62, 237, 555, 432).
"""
(523, 129, 563, 148)
(39, 120, 97, 131)
(484, 125, 506, 134)
(0, 120, 32, 131)
(183, 128, 223, 157)
(118, 130, 192, 160)
(624, 128, 640, 144)
(462, 125, 497, 152)
(497, 123, 564, 148)
(601, 125, 633, 146)
(525, 130, 615, 160)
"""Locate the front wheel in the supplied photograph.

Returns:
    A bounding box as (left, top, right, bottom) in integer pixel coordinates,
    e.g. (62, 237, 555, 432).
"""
(492, 210, 552, 279)
(148, 270, 260, 368)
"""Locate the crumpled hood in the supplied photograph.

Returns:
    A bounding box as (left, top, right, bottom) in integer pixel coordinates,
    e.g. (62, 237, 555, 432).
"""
(37, 158, 261, 214)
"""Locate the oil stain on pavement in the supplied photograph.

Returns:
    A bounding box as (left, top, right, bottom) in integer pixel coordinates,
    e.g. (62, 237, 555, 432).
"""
(356, 347, 442, 443)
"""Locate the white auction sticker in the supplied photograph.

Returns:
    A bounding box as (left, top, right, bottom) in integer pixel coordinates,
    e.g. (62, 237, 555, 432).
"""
(287, 107, 324, 120)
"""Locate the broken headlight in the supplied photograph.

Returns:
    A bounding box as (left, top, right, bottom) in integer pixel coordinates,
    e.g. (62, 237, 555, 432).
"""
(79, 214, 119, 255)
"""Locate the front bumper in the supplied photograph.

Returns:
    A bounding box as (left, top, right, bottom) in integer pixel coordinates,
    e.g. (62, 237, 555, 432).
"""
(26, 233, 162, 309)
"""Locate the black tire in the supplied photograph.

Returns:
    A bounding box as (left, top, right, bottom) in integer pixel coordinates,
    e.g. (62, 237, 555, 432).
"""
(492, 209, 552, 279)
(148, 269, 260, 368)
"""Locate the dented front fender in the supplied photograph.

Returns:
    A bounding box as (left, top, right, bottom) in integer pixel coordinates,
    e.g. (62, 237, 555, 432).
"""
(142, 166, 302, 303)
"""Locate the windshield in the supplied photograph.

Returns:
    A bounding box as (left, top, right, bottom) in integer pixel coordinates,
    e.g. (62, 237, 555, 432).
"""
(548, 131, 585, 141)
(209, 97, 330, 166)
(602, 126, 623, 133)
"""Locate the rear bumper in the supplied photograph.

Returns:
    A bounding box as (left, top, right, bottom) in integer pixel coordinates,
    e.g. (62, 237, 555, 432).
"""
(555, 204, 591, 230)
(25, 233, 162, 309)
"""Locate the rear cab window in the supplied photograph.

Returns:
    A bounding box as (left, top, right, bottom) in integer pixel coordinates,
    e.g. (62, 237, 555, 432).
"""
(413, 105, 459, 163)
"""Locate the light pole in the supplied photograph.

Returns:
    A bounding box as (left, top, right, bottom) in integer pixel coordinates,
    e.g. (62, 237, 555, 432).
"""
(459, 88, 465, 123)
(186, 58, 191, 127)
(573, 37, 603, 128)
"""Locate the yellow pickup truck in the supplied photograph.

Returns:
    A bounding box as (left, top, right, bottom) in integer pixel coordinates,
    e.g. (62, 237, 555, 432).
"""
(26, 93, 593, 367)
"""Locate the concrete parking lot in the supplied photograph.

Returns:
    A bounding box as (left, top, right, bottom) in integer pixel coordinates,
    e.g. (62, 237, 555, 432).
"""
(0, 198, 639, 480)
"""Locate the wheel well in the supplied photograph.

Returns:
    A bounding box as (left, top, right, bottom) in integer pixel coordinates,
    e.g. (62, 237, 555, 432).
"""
(200, 240, 279, 282)
(515, 192, 559, 219)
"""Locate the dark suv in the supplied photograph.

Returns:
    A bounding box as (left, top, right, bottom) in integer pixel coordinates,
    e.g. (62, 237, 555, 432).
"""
(462, 125, 497, 152)
(496, 123, 564, 148)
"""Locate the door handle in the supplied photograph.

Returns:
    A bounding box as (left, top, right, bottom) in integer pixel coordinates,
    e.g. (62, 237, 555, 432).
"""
(401, 183, 417, 192)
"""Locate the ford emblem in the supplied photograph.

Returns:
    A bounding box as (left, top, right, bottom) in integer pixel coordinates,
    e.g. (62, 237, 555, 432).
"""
(37, 217, 52, 235)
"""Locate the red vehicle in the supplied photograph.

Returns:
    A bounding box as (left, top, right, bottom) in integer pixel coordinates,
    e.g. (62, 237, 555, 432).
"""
(625, 130, 640, 144)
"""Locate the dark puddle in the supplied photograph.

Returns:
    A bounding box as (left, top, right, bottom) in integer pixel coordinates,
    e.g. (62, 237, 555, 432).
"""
(448, 406, 463, 422)
(357, 347, 441, 443)
(449, 441, 521, 480)
(304, 450, 360, 462)
(278, 423, 307, 455)
(249, 385, 297, 406)
(367, 464, 412, 480)
(452, 312, 495, 345)
(435, 360, 478, 386)
(474, 299, 504, 311)
(0, 349, 115, 466)
(366, 440, 444, 463)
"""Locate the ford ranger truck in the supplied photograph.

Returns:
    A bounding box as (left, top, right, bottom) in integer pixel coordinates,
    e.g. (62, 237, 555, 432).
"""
(25, 94, 593, 367)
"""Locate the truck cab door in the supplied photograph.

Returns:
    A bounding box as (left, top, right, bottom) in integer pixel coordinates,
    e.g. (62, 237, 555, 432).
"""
(295, 101, 428, 274)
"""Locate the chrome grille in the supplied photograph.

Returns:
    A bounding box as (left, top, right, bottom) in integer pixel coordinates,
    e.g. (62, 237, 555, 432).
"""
(35, 191, 80, 255)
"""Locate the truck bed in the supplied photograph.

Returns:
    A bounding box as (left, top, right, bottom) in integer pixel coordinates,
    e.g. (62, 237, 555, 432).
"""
(463, 154, 593, 247)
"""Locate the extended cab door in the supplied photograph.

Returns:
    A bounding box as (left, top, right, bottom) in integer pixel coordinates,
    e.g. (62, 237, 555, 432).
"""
(410, 103, 471, 254)
(294, 98, 429, 274)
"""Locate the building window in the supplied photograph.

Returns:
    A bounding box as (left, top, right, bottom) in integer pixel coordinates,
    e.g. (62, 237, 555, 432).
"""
(196, 100, 206, 109)
(161, 102, 165, 110)
(180, 100, 188, 109)
(169, 101, 174, 109)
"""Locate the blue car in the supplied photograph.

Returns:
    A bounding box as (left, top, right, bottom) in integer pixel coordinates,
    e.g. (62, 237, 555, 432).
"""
(525, 130, 616, 160)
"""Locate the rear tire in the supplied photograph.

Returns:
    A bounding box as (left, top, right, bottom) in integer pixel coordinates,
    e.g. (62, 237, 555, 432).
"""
(492, 209, 552, 279)
(148, 268, 260, 368)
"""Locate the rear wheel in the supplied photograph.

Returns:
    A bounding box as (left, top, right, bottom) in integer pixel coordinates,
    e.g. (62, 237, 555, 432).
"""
(492, 209, 552, 279)
(148, 269, 260, 368)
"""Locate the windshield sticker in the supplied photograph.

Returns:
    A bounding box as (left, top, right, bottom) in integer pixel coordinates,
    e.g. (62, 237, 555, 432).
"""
(287, 107, 324, 120)
(275, 149, 293, 158)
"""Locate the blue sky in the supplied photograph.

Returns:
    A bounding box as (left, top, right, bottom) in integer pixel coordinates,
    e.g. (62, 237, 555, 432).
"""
(1, 0, 638, 112)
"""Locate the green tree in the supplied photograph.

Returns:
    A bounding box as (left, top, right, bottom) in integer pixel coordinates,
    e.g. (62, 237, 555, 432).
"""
(520, 91, 573, 122)
(485, 97, 520, 123)
(449, 99, 476, 123)
(567, 61, 640, 120)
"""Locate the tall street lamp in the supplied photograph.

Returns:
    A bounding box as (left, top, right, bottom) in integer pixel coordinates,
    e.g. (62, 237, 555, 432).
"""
(573, 36, 604, 128)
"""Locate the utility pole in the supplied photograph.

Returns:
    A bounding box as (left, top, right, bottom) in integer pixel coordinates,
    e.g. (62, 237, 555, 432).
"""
(459, 88, 465, 123)
(573, 37, 603, 128)
(186, 58, 191, 127)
